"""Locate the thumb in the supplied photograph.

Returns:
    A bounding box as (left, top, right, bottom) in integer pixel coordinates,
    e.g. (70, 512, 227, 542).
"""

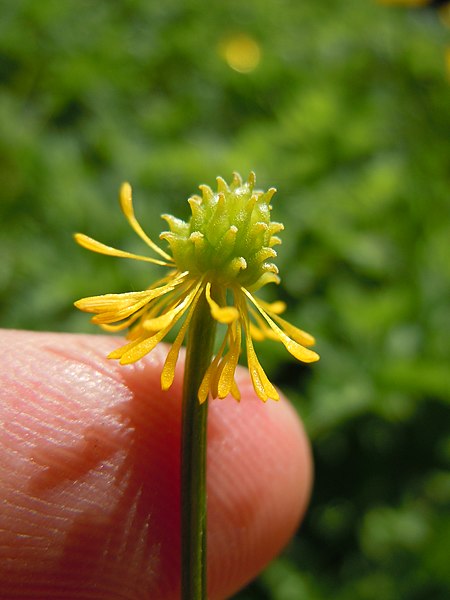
(0, 329, 312, 600)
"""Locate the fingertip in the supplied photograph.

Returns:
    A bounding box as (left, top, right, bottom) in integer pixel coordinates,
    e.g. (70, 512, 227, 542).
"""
(0, 330, 312, 600)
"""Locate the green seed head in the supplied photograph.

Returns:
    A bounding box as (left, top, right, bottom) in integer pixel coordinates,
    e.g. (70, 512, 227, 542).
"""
(160, 172, 284, 291)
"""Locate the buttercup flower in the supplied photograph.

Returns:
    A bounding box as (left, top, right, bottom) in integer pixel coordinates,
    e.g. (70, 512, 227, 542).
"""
(74, 173, 319, 402)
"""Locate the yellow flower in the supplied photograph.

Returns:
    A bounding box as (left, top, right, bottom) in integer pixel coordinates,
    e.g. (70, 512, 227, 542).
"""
(74, 173, 319, 402)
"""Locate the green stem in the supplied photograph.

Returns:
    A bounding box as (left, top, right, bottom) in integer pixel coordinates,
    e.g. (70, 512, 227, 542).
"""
(181, 290, 216, 600)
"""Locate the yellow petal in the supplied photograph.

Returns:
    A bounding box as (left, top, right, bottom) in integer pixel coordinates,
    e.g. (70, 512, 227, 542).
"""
(107, 336, 146, 360)
(75, 274, 187, 324)
(248, 305, 280, 341)
(119, 330, 168, 364)
(269, 312, 316, 347)
(258, 299, 286, 315)
(76, 293, 158, 324)
(74, 289, 153, 313)
(142, 282, 201, 331)
(99, 306, 147, 332)
(92, 305, 152, 325)
(274, 326, 318, 361)
(160, 326, 186, 391)
(119, 183, 173, 262)
(243, 287, 320, 363)
(245, 333, 279, 402)
(74, 233, 172, 266)
(160, 284, 205, 391)
(246, 271, 280, 292)
(146, 270, 188, 291)
(142, 307, 181, 332)
(217, 321, 242, 398)
(116, 280, 204, 365)
(239, 299, 279, 401)
(249, 322, 266, 341)
(198, 362, 215, 404)
(198, 335, 227, 403)
(257, 298, 315, 346)
(230, 379, 241, 401)
(125, 321, 148, 340)
(142, 281, 198, 332)
(205, 282, 239, 324)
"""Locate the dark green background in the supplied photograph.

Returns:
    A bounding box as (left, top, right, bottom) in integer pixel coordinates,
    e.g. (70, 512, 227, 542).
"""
(1, 1, 450, 598)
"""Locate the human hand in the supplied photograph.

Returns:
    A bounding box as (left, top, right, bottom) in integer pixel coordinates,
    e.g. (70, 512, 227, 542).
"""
(0, 329, 312, 600)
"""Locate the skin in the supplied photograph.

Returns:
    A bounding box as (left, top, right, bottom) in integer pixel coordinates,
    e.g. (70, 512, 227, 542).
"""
(0, 329, 313, 600)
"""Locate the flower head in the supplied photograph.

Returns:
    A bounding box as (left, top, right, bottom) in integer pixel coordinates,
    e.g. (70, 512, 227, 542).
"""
(74, 173, 319, 402)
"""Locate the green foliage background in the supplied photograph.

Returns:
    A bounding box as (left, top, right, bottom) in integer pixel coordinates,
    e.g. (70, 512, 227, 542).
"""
(1, 0, 449, 598)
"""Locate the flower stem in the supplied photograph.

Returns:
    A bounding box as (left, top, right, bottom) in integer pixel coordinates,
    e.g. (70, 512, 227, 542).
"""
(181, 290, 216, 600)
